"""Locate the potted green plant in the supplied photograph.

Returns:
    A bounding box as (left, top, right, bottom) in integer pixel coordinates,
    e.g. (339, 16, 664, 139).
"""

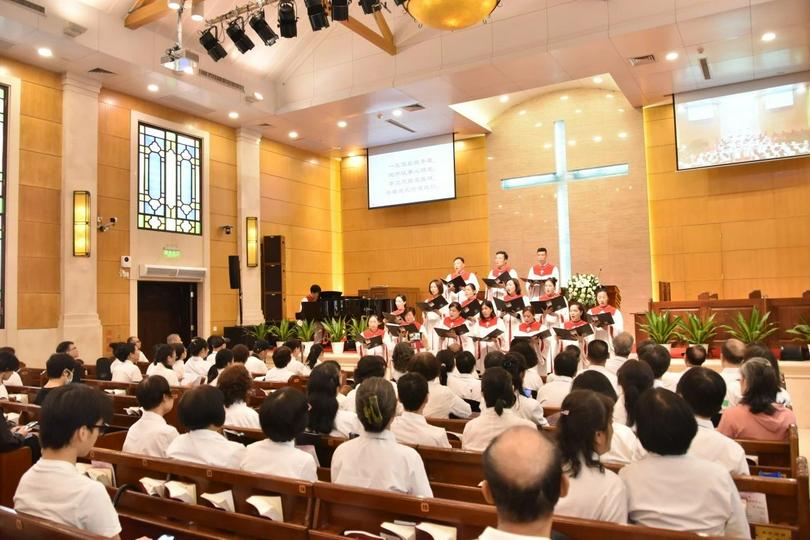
(638, 311, 680, 349)
(268, 319, 297, 348)
(322, 317, 348, 354)
(721, 307, 778, 344)
(246, 322, 273, 342)
(675, 313, 718, 349)
(347, 316, 369, 352)
(786, 321, 810, 358)
(297, 319, 318, 356)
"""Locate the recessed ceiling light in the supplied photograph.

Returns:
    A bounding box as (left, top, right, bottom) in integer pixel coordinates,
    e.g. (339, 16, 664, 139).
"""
(309, 159, 318, 165)
(168, 1, 182, 9)
(288, 131, 299, 139)
(574, 109, 582, 114)
(147, 84, 159, 92)
(518, 110, 527, 116)
(228, 111, 239, 119)
(665, 51, 679, 61)
(499, 95, 510, 103)
(560, 95, 569, 101)
(392, 109, 403, 117)
(534, 122, 543, 128)
(592, 135, 603, 143)
(568, 140, 576, 146)
(761, 31, 776, 42)
(337, 120, 348, 128)
(543, 143, 552, 149)
(618, 132, 628, 139)
(617, 108, 625, 113)
(37, 47, 53, 58)
(605, 93, 614, 99)
(252, 91, 264, 101)
(592, 76, 603, 84)
(487, 156, 494, 160)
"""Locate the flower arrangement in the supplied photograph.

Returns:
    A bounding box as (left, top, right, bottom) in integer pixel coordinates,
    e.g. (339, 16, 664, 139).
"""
(565, 273, 601, 309)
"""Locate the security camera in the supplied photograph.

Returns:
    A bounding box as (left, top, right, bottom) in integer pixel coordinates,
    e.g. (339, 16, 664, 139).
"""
(97, 216, 118, 233)
(221, 225, 233, 235)
(110, 217, 118, 224)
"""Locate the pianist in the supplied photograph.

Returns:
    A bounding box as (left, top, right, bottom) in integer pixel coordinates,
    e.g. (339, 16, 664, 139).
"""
(299, 284, 322, 313)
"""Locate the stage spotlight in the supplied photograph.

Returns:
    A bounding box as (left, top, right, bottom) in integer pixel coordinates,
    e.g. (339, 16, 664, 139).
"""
(226, 18, 255, 53)
(199, 27, 227, 61)
(278, 0, 298, 38)
(305, 0, 330, 31)
(359, 0, 382, 14)
(331, 0, 350, 21)
(249, 10, 279, 47)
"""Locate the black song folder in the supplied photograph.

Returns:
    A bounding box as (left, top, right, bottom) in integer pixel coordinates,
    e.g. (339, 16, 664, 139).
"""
(435, 325, 469, 338)
(471, 328, 504, 342)
(586, 312, 615, 327)
(553, 325, 594, 341)
(531, 295, 567, 313)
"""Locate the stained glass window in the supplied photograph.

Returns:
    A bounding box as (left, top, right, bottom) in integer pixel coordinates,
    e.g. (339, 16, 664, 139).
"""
(137, 122, 202, 235)
(0, 85, 7, 329)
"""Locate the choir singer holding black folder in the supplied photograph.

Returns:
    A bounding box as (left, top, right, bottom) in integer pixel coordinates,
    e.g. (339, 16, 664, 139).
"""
(435, 302, 471, 352)
(471, 300, 505, 370)
(444, 256, 479, 303)
(554, 302, 594, 364)
(484, 251, 518, 302)
(495, 278, 528, 344)
(526, 247, 560, 298)
(586, 287, 624, 351)
(533, 278, 568, 367)
(418, 280, 449, 353)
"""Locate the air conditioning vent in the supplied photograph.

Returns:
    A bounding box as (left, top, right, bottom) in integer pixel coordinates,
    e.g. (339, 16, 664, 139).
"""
(628, 54, 656, 66)
(403, 103, 425, 112)
(385, 119, 416, 133)
(88, 67, 116, 75)
(64, 22, 87, 38)
(4, 0, 45, 15)
(198, 69, 245, 92)
(139, 265, 207, 282)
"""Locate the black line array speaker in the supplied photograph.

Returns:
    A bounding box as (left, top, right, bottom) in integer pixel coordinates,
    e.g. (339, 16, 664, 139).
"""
(261, 236, 285, 321)
(228, 255, 241, 290)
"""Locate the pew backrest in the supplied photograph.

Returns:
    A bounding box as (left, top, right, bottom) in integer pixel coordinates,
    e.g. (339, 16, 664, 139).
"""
(0, 505, 108, 539)
(0, 447, 31, 507)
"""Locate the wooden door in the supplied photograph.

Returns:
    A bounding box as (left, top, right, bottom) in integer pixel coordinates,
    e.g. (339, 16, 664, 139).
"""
(137, 281, 197, 359)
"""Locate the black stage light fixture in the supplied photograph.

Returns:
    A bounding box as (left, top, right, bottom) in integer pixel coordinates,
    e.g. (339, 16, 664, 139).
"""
(392, 0, 406, 5)
(359, 0, 382, 14)
(331, 0, 350, 21)
(226, 17, 255, 54)
(278, 0, 299, 38)
(199, 26, 227, 62)
(305, 0, 330, 31)
(249, 10, 279, 47)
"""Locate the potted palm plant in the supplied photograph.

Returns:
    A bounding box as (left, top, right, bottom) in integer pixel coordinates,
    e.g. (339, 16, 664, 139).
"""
(347, 316, 369, 352)
(269, 319, 297, 348)
(638, 311, 680, 349)
(297, 319, 318, 356)
(675, 313, 718, 350)
(322, 317, 348, 354)
(786, 321, 810, 357)
(722, 307, 778, 344)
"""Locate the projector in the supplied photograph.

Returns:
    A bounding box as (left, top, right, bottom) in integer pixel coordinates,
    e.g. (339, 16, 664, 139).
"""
(161, 46, 199, 75)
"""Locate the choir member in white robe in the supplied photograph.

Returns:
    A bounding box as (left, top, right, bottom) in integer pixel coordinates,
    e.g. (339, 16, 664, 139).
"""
(619, 388, 750, 538)
(485, 250, 518, 303)
(558, 302, 593, 361)
(472, 301, 506, 372)
(358, 314, 389, 361)
(436, 302, 472, 352)
(499, 278, 528, 345)
(390, 295, 407, 323)
(400, 308, 429, 352)
(123, 375, 179, 458)
(331, 377, 433, 497)
(526, 247, 561, 299)
(537, 278, 567, 370)
(391, 373, 452, 448)
(587, 287, 624, 352)
(515, 306, 546, 375)
(459, 282, 478, 309)
(554, 390, 627, 524)
(444, 256, 479, 303)
(423, 279, 449, 353)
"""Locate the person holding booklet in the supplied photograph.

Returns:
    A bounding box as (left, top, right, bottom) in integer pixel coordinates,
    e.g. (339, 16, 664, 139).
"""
(587, 287, 624, 350)
(555, 301, 594, 360)
(472, 300, 506, 371)
(444, 256, 479, 303)
(485, 251, 518, 303)
(497, 278, 528, 344)
(395, 308, 428, 352)
(515, 305, 549, 366)
(357, 314, 388, 360)
(534, 278, 567, 367)
(459, 282, 480, 313)
(525, 247, 561, 299)
(389, 295, 407, 322)
(420, 279, 449, 352)
(435, 302, 471, 352)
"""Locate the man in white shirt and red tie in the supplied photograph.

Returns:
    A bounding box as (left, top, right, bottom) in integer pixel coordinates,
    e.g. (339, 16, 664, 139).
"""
(526, 247, 560, 298)
(486, 251, 518, 303)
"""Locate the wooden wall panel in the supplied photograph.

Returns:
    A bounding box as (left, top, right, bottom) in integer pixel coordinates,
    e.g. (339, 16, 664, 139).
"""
(644, 104, 810, 300)
(340, 136, 490, 303)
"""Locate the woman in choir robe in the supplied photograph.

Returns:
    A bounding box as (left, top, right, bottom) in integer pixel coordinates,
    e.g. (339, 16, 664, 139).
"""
(437, 302, 470, 351)
(359, 315, 388, 361)
(459, 283, 478, 309)
(561, 302, 594, 364)
(422, 279, 447, 353)
(473, 300, 506, 372)
(587, 287, 624, 351)
(539, 278, 567, 368)
(399, 307, 428, 352)
(390, 295, 407, 322)
(500, 278, 528, 345)
(516, 306, 544, 371)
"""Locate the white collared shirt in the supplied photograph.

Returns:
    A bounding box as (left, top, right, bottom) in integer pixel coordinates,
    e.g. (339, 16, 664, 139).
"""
(462, 408, 536, 452)
(244, 355, 267, 375)
(148, 362, 180, 387)
(0, 382, 7, 400)
(523, 368, 544, 392)
(556, 457, 627, 524)
(584, 365, 619, 395)
(240, 439, 317, 481)
(605, 355, 628, 375)
(331, 409, 363, 438)
(601, 422, 645, 465)
(225, 401, 261, 429)
(264, 366, 296, 382)
(123, 410, 179, 458)
(111, 359, 143, 383)
(331, 430, 433, 497)
(447, 372, 482, 403)
(535, 376, 572, 409)
(182, 356, 212, 386)
(287, 358, 310, 376)
(6, 371, 22, 386)
(512, 393, 546, 426)
(478, 528, 551, 540)
(166, 429, 246, 469)
(688, 417, 749, 475)
(720, 367, 742, 408)
(14, 459, 122, 537)
(391, 411, 452, 448)
(619, 454, 750, 538)
(424, 379, 472, 419)
(343, 380, 401, 414)
(661, 371, 681, 392)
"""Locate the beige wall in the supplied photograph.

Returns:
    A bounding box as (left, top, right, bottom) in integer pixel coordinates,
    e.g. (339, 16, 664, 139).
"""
(486, 88, 652, 316)
(645, 104, 810, 300)
(340, 137, 490, 302)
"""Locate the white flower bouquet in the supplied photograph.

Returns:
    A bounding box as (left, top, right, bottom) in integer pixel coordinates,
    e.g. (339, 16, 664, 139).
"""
(565, 273, 601, 309)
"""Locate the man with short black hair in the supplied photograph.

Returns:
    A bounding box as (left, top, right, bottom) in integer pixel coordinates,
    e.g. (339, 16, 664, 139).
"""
(607, 332, 634, 375)
(14, 385, 120, 539)
(408, 352, 471, 419)
(536, 351, 577, 408)
(283, 338, 308, 376)
(639, 344, 676, 389)
(0, 350, 20, 400)
(669, 345, 708, 389)
(480, 426, 567, 540)
(56, 340, 79, 359)
(677, 367, 748, 475)
(526, 247, 560, 298)
(123, 376, 179, 458)
(264, 346, 296, 382)
(34, 354, 77, 405)
(584, 339, 618, 394)
(720, 338, 746, 408)
(619, 389, 750, 538)
(486, 251, 518, 302)
(111, 343, 143, 384)
(391, 373, 451, 448)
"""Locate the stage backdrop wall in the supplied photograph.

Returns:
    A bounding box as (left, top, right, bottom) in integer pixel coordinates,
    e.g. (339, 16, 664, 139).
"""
(340, 136, 490, 301)
(486, 88, 651, 317)
(644, 104, 810, 300)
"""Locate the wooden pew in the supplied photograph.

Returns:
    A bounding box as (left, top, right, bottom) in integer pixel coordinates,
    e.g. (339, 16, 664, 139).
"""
(0, 505, 109, 539)
(739, 424, 799, 477)
(0, 400, 139, 430)
(119, 513, 225, 539)
(0, 447, 31, 507)
(94, 430, 127, 451)
(418, 446, 484, 487)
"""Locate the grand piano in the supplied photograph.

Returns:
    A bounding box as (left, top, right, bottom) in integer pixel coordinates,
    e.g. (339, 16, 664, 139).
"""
(296, 291, 395, 321)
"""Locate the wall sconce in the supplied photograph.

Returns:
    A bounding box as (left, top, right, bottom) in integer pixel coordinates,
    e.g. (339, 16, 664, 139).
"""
(246, 216, 258, 267)
(73, 190, 91, 257)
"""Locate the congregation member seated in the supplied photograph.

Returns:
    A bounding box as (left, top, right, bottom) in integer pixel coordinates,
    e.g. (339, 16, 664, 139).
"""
(408, 351, 471, 419)
(207, 348, 234, 385)
(245, 340, 271, 376)
(307, 363, 362, 437)
(306, 343, 325, 371)
(501, 351, 546, 425)
(231, 344, 254, 370)
(166, 333, 183, 345)
(483, 350, 506, 371)
(166, 385, 246, 468)
(264, 346, 297, 383)
(284, 339, 309, 376)
(606, 332, 633, 375)
(676, 367, 749, 475)
(220, 364, 260, 429)
(181, 337, 211, 386)
(639, 344, 676, 390)
(343, 355, 395, 414)
(110, 342, 143, 384)
(331, 377, 433, 497)
(463, 367, 535, 452)
(127, 336, 148, 364)
(391, 373, 452, 448)
(480, 426, 565, 540)
(614, 359, 654, 427)
(720, 338, 746, 408)
(391, 341, 414, 381)
(35, 353, 76, 405)
(744, 342, 791, 407)
(240, 387, 317, 481)
(570, 371, 645, 465)
(206, 335, 228, 363)
(447, 350, 482, 404)
(509, 338, 544, 391)
(718, 357, 797, 441)
(619, 388, 750, 538)
(0, 349, 20, 399)
(170, 342, 187, 381)
(123, 375, 179, 458)
(536, 350, 576, 408)
(145, 344, 180, 386)
(583, 339, 619, 394)
(555, 390, 627, 524)
(0, 414, 39, 459)
(14, 385, 121, 539)
(436, 349, 456, 386)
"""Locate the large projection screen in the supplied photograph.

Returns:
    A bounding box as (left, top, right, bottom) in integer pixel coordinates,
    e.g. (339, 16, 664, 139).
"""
(367, 134, 456, 209)
(674, 73, 810, 170)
